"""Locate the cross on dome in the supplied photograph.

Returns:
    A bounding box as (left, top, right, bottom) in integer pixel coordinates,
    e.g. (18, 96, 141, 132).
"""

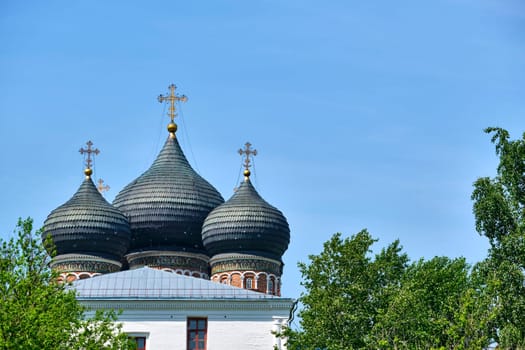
(97, 178, 110, 194)
(79, 140, 100, 178)
(158, 84, 188, 136)
(238, 142, 257, 180)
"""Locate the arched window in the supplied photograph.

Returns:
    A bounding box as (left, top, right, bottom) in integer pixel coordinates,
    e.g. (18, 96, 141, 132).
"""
(245, 278, 253, 289)
(268, 279, 274, 295)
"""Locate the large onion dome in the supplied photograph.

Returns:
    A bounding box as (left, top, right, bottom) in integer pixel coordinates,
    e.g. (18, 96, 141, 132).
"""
(113, 135, 224, 252)
(202, 177, 290, 261)
(42, 176, 131, 262)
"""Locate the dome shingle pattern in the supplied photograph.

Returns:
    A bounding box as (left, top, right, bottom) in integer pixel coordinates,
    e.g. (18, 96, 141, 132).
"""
(202, 179, 290, 260)
(43, 177, 131, 261)
(113, 136, 224, 251)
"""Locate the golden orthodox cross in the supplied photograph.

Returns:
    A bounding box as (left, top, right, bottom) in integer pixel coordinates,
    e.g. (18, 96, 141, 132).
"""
(238, 142, 257, 172)
(158, 84, 188, 122)
(97, 178, 110, 194)
(79, 140, 100, 170)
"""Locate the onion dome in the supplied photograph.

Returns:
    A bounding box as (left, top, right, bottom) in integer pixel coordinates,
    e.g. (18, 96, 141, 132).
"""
(42, 173, 131, 262)
(113, 135, 224, 252)
(202, 176, 290, 261)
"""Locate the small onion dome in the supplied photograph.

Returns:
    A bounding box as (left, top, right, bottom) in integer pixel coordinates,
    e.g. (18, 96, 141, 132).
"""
(202, 178, 290, 261)
(113, 136, 224, 251)
(42, 177, 131, 261)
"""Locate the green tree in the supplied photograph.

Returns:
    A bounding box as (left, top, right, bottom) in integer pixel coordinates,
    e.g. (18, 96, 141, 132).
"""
(472, 127, 525, 347)
(0, 218, 136, 350)
(369, 257, 494, 349)
(284, 230, 409, 350)
(283, 232, 494, 349)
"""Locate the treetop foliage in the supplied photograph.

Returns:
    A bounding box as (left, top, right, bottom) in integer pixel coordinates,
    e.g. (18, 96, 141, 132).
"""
(471, 127, 525, 347)
(472, 127, 525, 247)
(284, 231, 494, 350)
(0, 218, 135, 350)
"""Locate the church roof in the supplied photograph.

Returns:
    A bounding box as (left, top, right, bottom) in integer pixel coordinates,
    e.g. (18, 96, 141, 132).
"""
(43, 177, 131, 261)
(113, 136, 224, 252)
(202, 178, 290, 260)
(73, 267, 282, 299)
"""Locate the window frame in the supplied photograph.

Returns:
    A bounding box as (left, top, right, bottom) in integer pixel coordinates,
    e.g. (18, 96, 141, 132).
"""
(268, 278, 274, 294)
(187, 317, 207, 350)
(127, 334, 148, 350)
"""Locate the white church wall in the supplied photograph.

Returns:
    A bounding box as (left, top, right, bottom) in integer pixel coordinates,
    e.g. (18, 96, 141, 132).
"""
(80, 299, 292, 350)
(207, 320, 276, 349)
(123, 321, 184, 349)
(121, 320, 279, 350)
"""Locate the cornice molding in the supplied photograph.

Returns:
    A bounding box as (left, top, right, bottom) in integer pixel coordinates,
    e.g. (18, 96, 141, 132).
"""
(78, 298, 295, 312)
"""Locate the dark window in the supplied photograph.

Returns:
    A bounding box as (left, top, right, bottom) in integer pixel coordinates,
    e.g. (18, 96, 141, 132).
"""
(268, 279, 274, 294)
(245, 277, 253, 289)
(187, 317, 207, 350)
(130, 337, 146, 350)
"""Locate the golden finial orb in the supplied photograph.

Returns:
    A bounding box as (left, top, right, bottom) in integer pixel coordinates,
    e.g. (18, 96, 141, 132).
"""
(244, 169, 251, 178)
(167, 122, 177, 133)
(84, 168, 93, 177)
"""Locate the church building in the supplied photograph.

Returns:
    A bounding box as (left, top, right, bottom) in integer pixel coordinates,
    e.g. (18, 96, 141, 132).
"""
(41, 84, 294, 349)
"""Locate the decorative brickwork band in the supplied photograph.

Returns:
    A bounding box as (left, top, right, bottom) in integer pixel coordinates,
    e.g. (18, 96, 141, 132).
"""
(210, 253, 282, 275)
(50, 253, 122, 282)
(57, 271, 102, 283)
(126, 250, 210, 279)
(210, 253, 283, 295)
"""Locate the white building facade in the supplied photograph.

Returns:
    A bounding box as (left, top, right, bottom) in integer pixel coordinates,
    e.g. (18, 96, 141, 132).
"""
(75, 267, 293, 350)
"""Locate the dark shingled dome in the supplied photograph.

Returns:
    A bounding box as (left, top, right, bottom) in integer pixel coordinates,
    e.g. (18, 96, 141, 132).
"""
(202, 178, 290, 260)
(42, 177, 131, 261)
(113, 136, 224, 251)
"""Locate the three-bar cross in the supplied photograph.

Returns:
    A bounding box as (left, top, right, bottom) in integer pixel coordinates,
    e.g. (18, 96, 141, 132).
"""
(79, 140, 100, 170)
(238, 142, 257, 171)
(158, 84, 188, 122)
(97, 178, 110, 194)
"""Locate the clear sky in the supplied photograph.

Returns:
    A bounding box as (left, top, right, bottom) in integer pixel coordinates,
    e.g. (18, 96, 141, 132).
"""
(1, 0, 524, 299)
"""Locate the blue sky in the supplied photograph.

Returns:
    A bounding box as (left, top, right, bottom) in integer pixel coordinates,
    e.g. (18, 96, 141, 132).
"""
(1, 0, 524, 299)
